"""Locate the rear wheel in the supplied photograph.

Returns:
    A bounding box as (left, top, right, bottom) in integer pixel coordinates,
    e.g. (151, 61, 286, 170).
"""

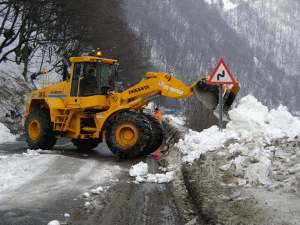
(24, 109, 57, 150)
(142, 113, 164, 155)
(72, 139, 102, 152)
(105, 111, 152, 159)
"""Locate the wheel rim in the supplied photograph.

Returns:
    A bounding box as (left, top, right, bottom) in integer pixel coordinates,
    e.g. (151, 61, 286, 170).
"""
(116, 123, 138, 147)
(28, 119, 41, 141)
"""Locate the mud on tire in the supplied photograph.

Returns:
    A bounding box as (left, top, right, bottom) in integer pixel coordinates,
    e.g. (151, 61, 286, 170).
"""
(142, 113, 164, 155)
(105, 111, 152, 159)
(24, 109, 57, 150)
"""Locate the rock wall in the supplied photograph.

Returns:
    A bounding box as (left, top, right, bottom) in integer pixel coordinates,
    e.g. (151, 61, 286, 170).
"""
(0, 63, 35, 134)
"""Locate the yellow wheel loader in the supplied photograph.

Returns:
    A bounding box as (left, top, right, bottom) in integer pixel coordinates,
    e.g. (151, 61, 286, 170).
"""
(24, 54, 240, 158)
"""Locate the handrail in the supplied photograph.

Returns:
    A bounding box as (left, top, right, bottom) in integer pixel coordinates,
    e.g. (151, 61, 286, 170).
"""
(77, 77, 83, 98)
(42, 68, 49, 88)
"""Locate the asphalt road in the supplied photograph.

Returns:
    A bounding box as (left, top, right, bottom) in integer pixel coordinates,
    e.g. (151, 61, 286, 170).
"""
(0, 138, 183, 225)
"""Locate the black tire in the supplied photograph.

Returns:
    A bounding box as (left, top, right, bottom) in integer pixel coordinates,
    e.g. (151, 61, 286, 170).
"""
(72, 138, 101, 152)
(105, 111, 152, 159)
(142, 113, 164, 155)
(24, 109, 57, 150)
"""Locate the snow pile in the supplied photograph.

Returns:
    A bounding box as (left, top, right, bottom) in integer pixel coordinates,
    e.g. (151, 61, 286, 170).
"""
(137, 172, 174, 183)
(0, 122, 16, 143)
(129, 162, 174, 183)
(91, 186, 104, 195)
(177, 95, 300, 163)
(48, 220, 60, 225)
(176, 95, 300, 191)
(129, 162, 148, 177)
(82, 192, 90, 198)
(23, 149, 41, 156)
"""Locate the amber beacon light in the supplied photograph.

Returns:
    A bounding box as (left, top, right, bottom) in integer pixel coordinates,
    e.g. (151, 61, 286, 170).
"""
(96, 50, 102, 57)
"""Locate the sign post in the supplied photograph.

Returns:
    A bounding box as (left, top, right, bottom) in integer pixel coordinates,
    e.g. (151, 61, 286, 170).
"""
(219, 84, 223, 131)
(207, 59, 236, 132)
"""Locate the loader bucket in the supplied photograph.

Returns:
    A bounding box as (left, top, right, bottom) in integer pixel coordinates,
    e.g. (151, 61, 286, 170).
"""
(194, 78, 240, 119)
(195, 79, 219, 112)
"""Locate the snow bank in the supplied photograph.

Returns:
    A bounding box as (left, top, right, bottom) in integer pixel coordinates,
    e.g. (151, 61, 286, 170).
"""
(176, 95, 300, 163)
(0, 122, 16, 143)
(175, 95, 300, 188)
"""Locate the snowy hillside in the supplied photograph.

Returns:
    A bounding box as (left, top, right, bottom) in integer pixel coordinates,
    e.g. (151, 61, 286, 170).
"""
(123, 0, 300, 113)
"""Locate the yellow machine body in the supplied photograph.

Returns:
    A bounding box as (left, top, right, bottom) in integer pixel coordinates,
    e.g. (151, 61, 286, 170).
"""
(24, 55, 240, 142)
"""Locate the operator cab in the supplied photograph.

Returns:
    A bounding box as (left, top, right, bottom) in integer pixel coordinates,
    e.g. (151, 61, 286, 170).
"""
(70, 56, 118, 97)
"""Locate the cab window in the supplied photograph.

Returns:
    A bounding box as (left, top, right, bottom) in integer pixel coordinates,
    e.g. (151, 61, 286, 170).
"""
(70, 62, 116, 97)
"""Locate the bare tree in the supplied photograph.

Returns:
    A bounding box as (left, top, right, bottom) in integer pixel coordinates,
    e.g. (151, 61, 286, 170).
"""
(0, 0, 152, 86)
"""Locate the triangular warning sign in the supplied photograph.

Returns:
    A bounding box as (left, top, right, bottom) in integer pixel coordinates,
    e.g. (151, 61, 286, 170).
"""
(207, 59, 235, 84)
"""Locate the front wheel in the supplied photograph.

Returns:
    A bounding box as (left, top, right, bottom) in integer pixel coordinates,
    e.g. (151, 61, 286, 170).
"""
(105, 111, 152, 159)
(142, 113, 164, 155)
(24, 109, 57, 150)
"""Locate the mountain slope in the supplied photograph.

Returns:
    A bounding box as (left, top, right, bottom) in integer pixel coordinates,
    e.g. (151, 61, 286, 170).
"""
(123, 0, 300, 113)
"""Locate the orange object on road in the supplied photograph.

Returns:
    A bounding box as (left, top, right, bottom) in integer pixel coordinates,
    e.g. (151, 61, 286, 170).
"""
(154, 108, 162, 164)
(154, 108, 162, 122)
(154, 147, 161, 165)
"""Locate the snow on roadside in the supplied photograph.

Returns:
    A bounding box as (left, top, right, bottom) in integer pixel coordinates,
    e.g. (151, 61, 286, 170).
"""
(172, 95, 300, 192)
(0, 152, 57, 195)
(0, 122, 17, 143)
(175, 95, 300, 162)
(129, 162, 174, 183)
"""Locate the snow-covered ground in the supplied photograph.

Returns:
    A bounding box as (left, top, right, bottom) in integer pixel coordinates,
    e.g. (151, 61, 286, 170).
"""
(0, 124, 175, 225)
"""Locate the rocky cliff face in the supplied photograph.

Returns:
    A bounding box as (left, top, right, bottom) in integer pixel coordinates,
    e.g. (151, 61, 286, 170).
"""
(0, 61, 35, 134)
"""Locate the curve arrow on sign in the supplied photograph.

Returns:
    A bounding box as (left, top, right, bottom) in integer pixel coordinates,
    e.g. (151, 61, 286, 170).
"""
(207, 59, 235, 84)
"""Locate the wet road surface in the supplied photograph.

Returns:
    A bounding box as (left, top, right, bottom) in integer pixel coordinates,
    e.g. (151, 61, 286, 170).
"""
(0, 138, 183, 225)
